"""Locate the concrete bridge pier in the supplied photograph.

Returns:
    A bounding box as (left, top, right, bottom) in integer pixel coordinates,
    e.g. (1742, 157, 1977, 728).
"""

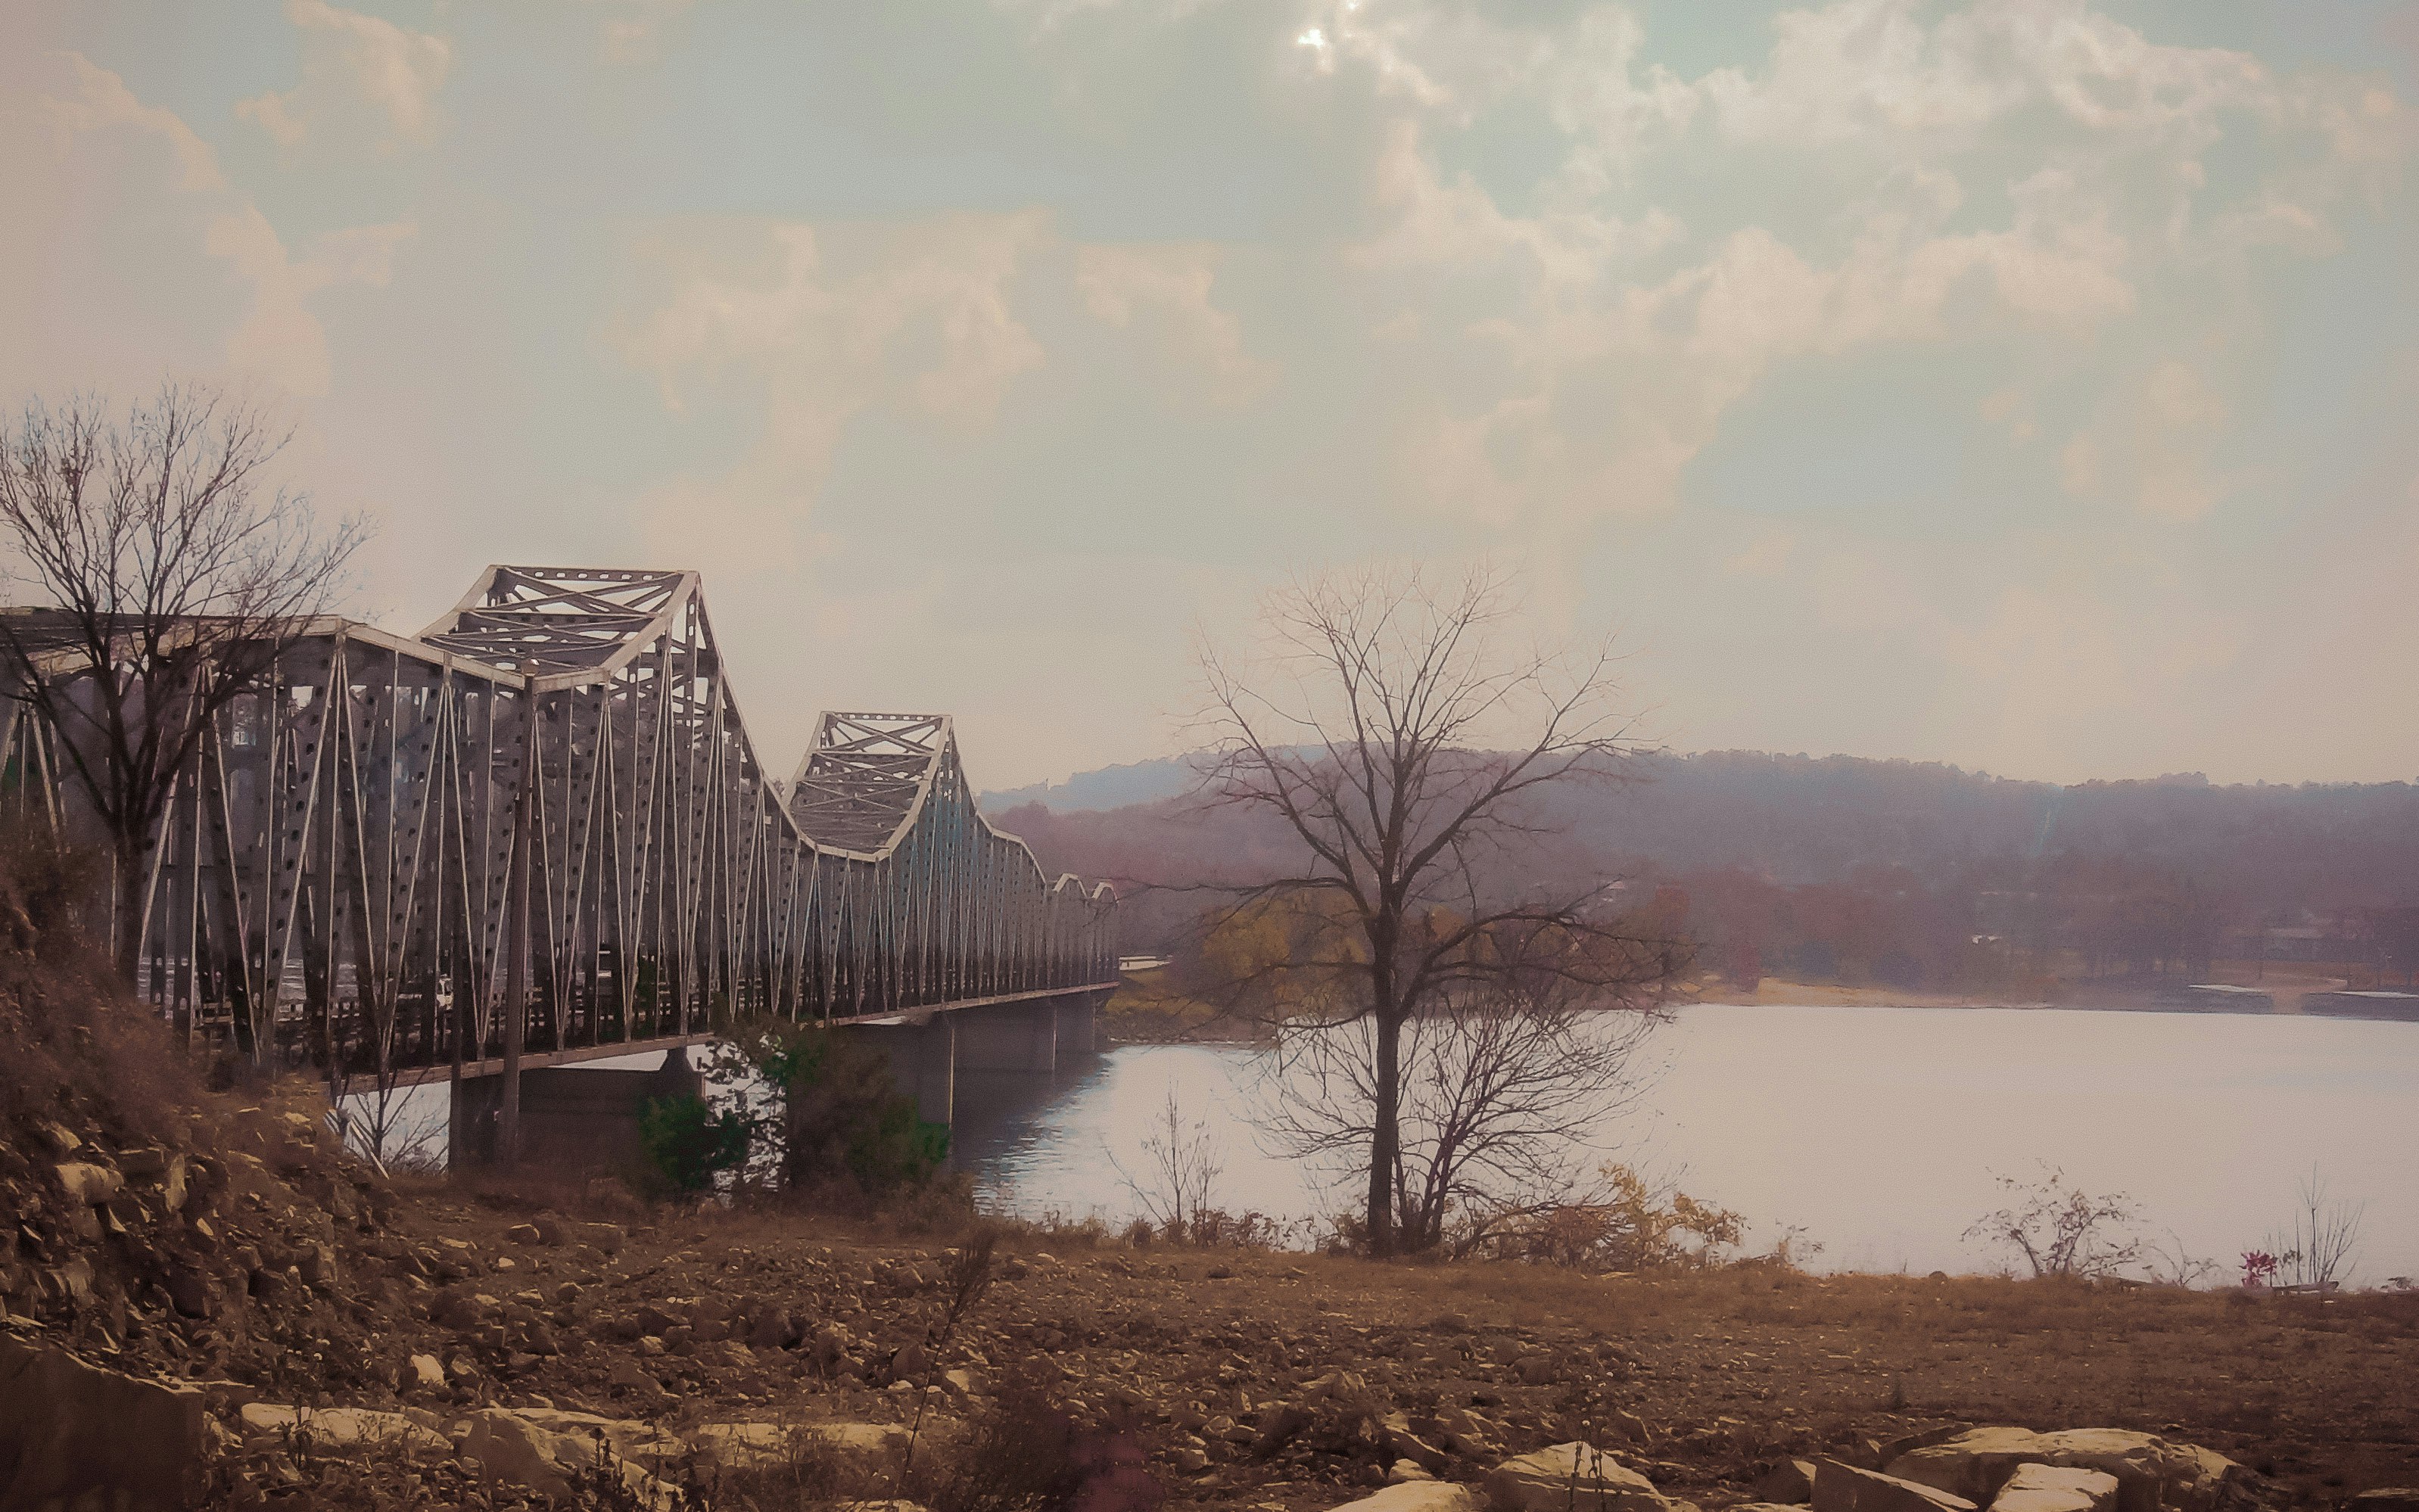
(450, 1046, 703, 1171)
(1054, 991, 1104, 1056)
(842, 1015, 957, 1126)
(955, 1000, 1060, 1074)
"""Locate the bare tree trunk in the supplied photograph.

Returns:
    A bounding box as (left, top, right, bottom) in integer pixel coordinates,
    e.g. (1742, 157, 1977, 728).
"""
(113, 830, 147, 989)
(1368, 1006, 1401, 1256)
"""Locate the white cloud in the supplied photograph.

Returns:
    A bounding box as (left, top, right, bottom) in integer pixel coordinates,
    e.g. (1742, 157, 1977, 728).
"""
(1723, 527, 1795, 578)
(2059, 358, 2231, 521)
(237, 0, 453, 153)
(1278, 0, 2406, 535)
(596, 0, 700, 64)
(618, 214, 1053, 573)
(1075, 244, 1271, 403)
(11, 52, 413, 397)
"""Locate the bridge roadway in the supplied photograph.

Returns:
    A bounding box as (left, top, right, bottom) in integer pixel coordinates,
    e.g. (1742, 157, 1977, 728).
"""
(1, 565, 1119, 1151)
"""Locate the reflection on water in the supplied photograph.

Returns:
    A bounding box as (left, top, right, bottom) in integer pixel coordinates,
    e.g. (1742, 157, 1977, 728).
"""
(344, 1005, 2417, 1278)
(961, 1004, 2419, 1278)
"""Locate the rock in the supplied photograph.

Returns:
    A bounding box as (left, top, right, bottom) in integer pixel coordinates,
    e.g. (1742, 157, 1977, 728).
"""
(297, 1240, 338, 1286)
(1, 1335, 210, 1511)
(53, 1161, 124, 1205)
(164, 1263, 216, 1320)
(1886, 1430, 2249, 1512)
(1256, 1402, 1317, 1457)
(1757, 1461, 1820, 1504)
(1514, 1353, 1560, 1384)
(1381, 1413, 1449, 1473)
(1990, 1465, 2122, 1512)
(689, 1422, 792, 1470)
(1609, 1410, 1654, 1448)
(1815, 1460, 1981, 1512)
(831, 1423, 914, 1454)
(407, 1354, 447, 1390)
(1335, 1483, 1486, 1512)
(1308, 1369, 1372, 1401)
(237, 1404, 449, 1456)
(2348, 1494, 2419, 1512)
(1488, 1442, 1670, 1512)
(459, 1407, 683, 1505)
(751, 1308, 801, 1350)
(1390, 1459, 1439, 1482)
(1882, 1429, 1977, 1467)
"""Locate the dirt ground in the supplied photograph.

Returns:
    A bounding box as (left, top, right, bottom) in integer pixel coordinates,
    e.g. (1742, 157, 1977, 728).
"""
(372, 1184, 2419, 1510)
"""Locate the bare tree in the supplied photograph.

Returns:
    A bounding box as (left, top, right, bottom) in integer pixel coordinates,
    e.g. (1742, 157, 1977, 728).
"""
(1963, 1164, 2142, 1279)
(1189, 562, 1687, 1255)
(2267, 1167, 2365, 1291)
(1110, 1084, 1225, 1240)
(0, 383, 366, 983)
(1256, 919, 1670, 1253)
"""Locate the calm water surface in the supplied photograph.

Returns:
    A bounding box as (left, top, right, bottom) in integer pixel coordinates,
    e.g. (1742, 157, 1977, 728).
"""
(954, 1003, 2419, 1279)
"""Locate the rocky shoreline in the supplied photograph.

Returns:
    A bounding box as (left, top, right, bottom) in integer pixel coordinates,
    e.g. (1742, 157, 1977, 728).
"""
(6, 1085, 2419, 1510)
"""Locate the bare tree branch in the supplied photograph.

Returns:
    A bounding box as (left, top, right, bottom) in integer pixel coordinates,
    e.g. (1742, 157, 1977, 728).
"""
(1182, 562, 1689, 1255)
(0, 381, 369, 985)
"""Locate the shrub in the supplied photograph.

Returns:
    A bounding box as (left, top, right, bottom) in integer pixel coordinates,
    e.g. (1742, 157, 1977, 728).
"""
(1449, 1163, 1745, 1271)
(717, 1019, 951, 1202)
(636, 1092, 749, 1197)
(1963, 1163, 2140, 1279)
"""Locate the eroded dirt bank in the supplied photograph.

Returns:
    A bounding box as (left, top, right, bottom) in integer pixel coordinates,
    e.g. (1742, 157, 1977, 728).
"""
(12, 1090, 2416, 1511)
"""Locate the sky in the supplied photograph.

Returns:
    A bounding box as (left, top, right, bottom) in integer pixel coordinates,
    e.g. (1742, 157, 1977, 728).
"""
(2, 0, 2414, 792)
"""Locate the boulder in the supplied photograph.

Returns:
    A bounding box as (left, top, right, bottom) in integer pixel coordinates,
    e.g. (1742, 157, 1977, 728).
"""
(1813, 1459, 1981, 1512)
(236, 1403, 449, 1457)
(1488, 1443, 1670, 1512)
(2348, 1494, 2419, 1512)
(1990, 1465, 2121, 1512)
(1886, 1430, 2249, 1512)
(1756, 1459, 1820, 1504)
(406, 1354, 447, 1391)
(690, 1421, 790, 1469)
(1335, 1484, 1486, 1512)
(820, 1423, 913, 1456)
(52, 1162, 123, 1205)
(458, 1405, 685, 1505)
(1381, 1412, 1449, 1474)
(0, 1336, 210, 1510)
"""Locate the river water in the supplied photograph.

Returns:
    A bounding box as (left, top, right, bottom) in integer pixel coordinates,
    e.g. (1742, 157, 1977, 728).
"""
(952, 1003, 2419, 1280)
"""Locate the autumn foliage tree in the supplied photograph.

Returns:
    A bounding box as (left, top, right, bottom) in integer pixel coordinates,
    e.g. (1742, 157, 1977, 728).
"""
(1188, 562, 1688, 1256)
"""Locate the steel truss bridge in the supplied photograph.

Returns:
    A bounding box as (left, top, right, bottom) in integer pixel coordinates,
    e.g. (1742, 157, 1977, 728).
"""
(0, 566, 1118, 1090)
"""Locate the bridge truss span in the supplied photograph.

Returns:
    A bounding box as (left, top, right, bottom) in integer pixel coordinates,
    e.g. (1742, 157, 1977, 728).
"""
(2, 565, 1118, 1083)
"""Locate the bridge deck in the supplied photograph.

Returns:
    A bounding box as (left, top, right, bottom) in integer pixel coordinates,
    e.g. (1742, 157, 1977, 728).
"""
(383, 978, 1121, 1090)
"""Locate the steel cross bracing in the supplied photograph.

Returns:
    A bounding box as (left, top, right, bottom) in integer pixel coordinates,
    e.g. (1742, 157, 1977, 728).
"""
(0, 565, 1119, 1085)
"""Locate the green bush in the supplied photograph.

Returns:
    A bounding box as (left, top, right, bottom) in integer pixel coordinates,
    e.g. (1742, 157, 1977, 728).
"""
(637, 1092, 749, 1196)
(721, 1021, 951, 1198)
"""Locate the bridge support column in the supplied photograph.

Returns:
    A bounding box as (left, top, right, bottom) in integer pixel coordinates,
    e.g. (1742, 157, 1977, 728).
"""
(954, 1002, 1059, 1075)
(1054, 992, 1104, 1057)
(450, 1047, 703, 1171)
(844, 1016, 955, 1127)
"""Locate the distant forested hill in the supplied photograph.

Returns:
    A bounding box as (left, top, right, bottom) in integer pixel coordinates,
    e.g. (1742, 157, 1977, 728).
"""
(984, 751, 2419, 987)
(980, 756, 1197, 814)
